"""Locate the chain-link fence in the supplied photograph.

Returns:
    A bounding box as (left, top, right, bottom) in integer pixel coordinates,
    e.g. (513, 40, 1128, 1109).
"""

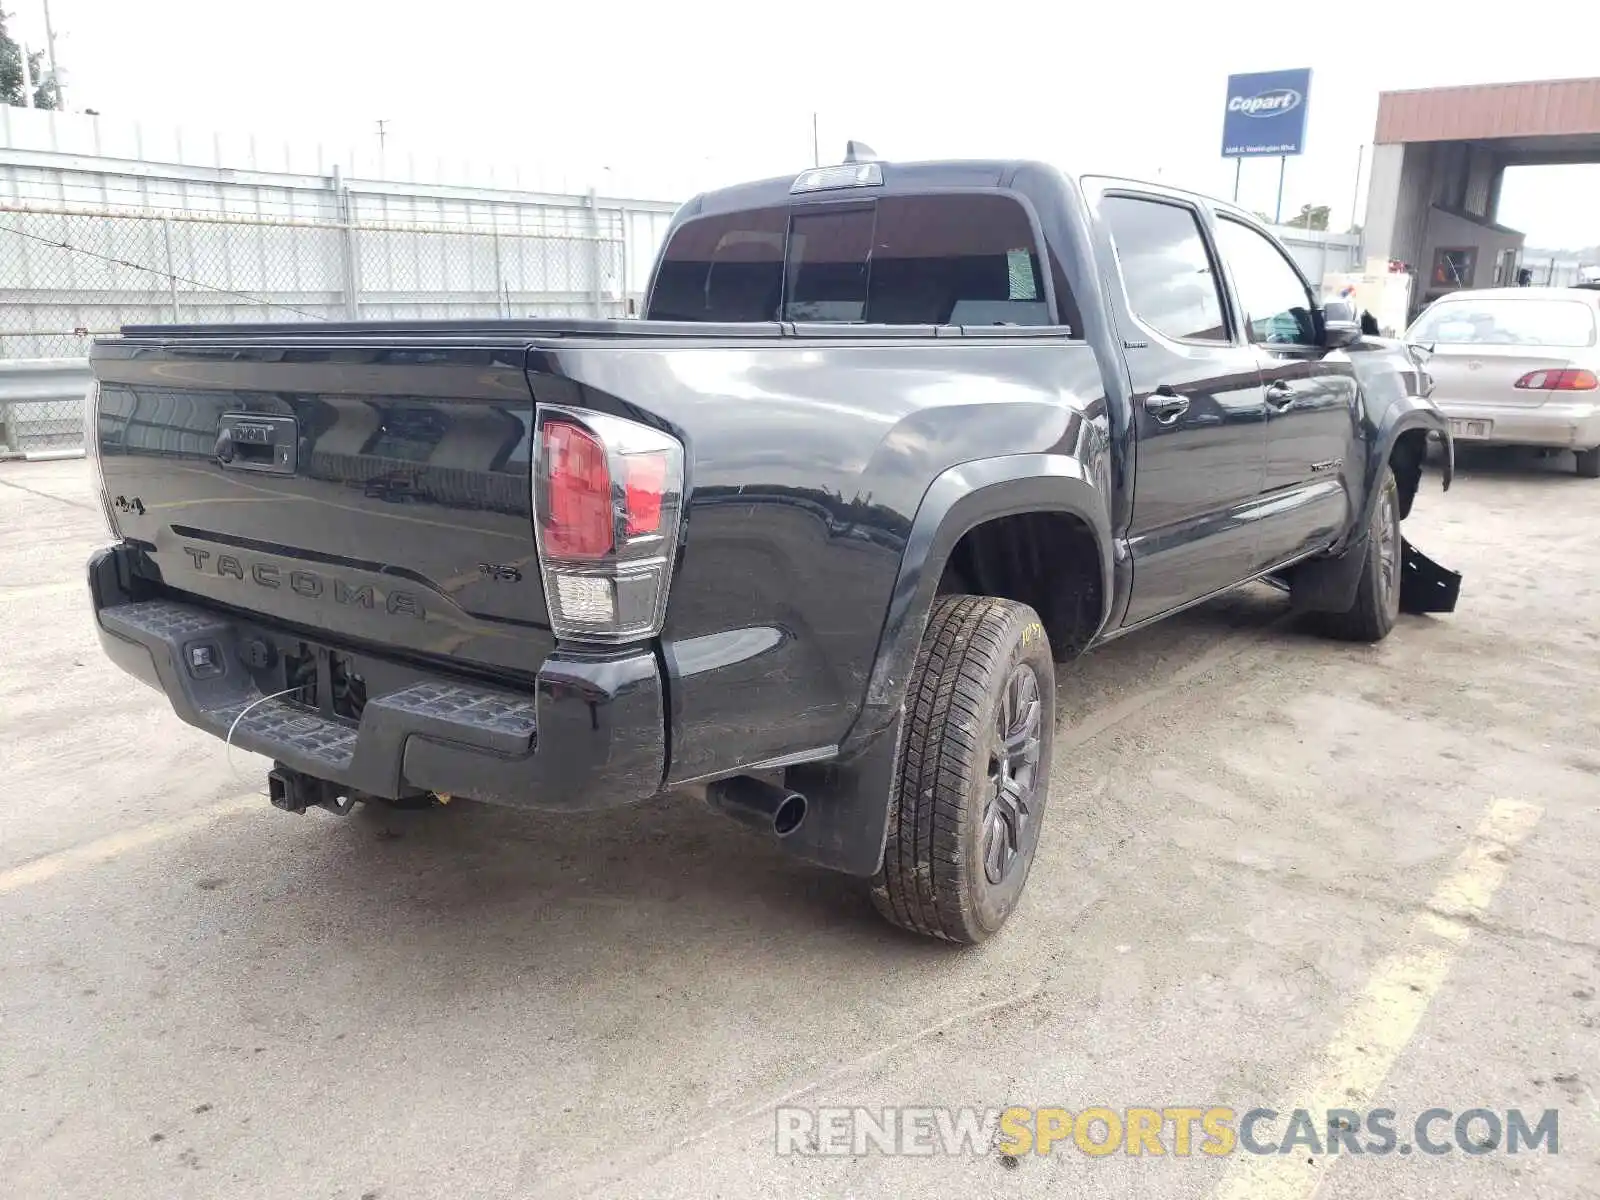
(0, 201, 629, 454)
(1520, 255, 1598, 288)
(0, 202, 627, 358)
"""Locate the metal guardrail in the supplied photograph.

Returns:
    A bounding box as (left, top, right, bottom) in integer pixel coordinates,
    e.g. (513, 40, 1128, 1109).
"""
(0, 357, 90, 458)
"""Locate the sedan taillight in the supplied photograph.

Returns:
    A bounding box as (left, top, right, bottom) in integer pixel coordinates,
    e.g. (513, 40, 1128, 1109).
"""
(533, 406, 684, 644)
(1514, 368, 1599, 391)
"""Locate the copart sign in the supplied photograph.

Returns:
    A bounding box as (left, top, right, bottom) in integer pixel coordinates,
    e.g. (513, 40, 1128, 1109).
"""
(1222, 69, 1312, 158)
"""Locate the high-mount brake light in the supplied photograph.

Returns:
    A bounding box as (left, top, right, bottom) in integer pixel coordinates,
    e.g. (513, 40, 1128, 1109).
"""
(533, 407, 685, 644)
(790, 163, 883, 193)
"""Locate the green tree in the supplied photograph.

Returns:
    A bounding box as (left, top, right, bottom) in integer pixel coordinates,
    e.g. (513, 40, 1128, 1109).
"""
(0, 12, 60, 110)
(1284, 204, 1331, 232)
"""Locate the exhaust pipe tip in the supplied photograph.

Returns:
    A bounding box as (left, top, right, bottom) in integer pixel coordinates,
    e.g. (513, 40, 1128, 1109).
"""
(772, 791, 807, 838)
(706, 775, 808, 839)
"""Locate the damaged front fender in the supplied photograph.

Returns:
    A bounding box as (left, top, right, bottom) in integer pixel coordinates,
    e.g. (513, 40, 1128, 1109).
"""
(1399, 538, 1461, 615)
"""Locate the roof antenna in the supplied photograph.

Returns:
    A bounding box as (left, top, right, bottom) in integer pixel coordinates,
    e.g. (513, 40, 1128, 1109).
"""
(843, 140, 879, 164)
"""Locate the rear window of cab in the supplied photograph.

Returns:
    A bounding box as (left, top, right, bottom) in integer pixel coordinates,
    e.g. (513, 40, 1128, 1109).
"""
(647, 193, 1069, 329)
(1408, 298, 1598, 348)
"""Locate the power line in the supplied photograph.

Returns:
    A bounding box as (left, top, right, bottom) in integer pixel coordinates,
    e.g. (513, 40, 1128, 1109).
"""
(0, 221, 330, 320)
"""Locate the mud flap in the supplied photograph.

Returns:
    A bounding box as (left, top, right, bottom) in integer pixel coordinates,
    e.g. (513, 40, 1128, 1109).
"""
(1399, 538, 1461, 614)
(1288, 535, 1367, 614)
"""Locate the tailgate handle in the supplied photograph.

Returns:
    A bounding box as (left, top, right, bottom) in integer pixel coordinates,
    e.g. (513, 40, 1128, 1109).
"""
(216, 413, 298, 475)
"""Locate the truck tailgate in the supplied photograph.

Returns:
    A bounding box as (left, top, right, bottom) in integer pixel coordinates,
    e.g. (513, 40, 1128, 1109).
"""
(90, 338, 553, 675)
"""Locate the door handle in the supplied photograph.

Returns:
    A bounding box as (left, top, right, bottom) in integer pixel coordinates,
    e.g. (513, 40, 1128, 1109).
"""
(1144, 388, 1190, 424)
(1265, 380, 1297, 409)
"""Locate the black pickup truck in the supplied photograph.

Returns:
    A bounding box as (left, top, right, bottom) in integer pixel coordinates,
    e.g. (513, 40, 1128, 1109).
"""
(85, 156, 1459, 943)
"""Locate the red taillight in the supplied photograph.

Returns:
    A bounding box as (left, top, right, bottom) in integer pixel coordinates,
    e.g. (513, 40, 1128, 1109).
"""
(1514, 368, 1599, 391)
(623, 454, 668, 536)
(542, 420, 614, 559)
(533, 407, 685, 644)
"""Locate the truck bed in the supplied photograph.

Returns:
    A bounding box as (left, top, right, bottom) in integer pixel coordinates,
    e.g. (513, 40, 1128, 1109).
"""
(115, 318, 1067, 343)
(91, 318, 1104, 797)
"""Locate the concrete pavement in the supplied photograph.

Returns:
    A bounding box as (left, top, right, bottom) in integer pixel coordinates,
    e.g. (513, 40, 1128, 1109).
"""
(1, 452, 1596, 1199)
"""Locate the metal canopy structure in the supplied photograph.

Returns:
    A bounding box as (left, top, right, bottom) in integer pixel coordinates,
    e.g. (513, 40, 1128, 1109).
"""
(1375, 77, 1600, 153)
(1363, 77, 1600, 314)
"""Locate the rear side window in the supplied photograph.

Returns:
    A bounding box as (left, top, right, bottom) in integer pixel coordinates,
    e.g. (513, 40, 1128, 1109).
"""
(647, 193, 1063, 328)
(1101, 196, 1228, 342)
(648, 206, 787, 323)
(1408, 298, 1598, 348)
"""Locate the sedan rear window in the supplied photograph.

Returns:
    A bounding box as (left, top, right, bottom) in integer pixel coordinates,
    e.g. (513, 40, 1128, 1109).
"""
(647, 193, 1066, 328)
(1408, 298, 1597, 348)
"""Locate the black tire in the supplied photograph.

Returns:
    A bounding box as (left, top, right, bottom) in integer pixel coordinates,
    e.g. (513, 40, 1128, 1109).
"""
(1576, 447, 1600, 478)
(870, 595, 1055, 943)
(1321, 465, 1401, 643)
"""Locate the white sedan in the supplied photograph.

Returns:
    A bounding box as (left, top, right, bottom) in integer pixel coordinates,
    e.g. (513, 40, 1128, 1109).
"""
(1405, 286, 1600, 476)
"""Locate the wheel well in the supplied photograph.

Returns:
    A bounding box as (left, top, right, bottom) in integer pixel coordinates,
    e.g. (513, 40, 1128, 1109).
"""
(938, 511, 1103, 660)
(1391, 428, 1428, 520)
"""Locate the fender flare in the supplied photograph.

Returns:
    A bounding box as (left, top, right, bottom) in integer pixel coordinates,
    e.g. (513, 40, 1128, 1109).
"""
(1356, 400, 1452, 534)
(845, 453, 1114, 747)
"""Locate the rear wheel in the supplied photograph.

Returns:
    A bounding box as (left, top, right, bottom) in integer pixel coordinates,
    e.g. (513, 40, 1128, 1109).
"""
(1320, 465, 1402, 643)
(870, 595, 1055, 943)
(1576, 447, 1600, 478)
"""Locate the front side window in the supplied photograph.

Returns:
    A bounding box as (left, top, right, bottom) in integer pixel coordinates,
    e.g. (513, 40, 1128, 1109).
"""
(1214, 217, 1317, 346)
(646, 193, 1064, 327)
(1100, 195, 1228, 342)
(1407, 298, 1598, 348)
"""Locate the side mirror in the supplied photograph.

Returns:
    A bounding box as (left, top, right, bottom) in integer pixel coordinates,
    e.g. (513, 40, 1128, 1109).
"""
(1321, 299, 1362, 349)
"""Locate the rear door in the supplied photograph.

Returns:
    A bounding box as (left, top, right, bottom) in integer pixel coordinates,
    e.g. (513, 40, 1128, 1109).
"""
(1091, 186, 1269, 627)
(1407, 295, 1599, 435)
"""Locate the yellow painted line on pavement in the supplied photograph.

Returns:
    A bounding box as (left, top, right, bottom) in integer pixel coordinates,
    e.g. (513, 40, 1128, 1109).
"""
(0, 795, 261, 894)
(1210, 797, 1543, 1200)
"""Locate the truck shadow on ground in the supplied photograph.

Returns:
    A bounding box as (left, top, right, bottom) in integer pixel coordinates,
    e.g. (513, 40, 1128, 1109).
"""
(149, 575, 1465, 1177)
(211, 582, 1313, 974)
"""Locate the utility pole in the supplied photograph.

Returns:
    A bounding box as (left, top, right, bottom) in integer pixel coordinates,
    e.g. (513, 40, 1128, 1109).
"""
(375, 119, 388, 152)
(811, 113, 819, 167)
(1349, 144, 1365, 234)
(42, 0, 63, 108)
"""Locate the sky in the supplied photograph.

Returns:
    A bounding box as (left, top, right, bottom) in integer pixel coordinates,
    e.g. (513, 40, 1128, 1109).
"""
(11, 0, 1600, 248)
